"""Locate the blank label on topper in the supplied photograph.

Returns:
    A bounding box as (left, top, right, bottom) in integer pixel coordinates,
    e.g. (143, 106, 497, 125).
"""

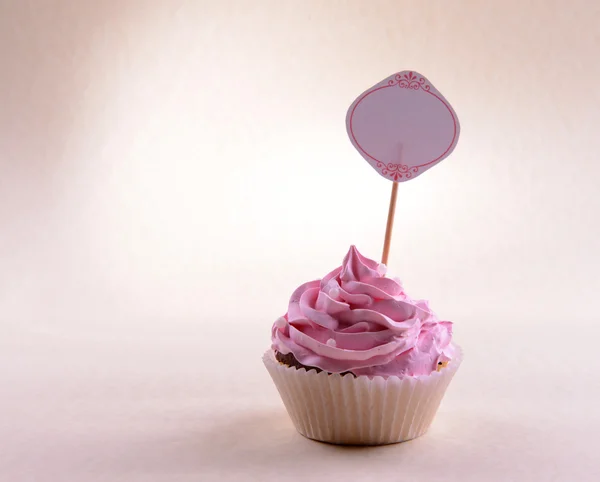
(346, 71, 460, 182)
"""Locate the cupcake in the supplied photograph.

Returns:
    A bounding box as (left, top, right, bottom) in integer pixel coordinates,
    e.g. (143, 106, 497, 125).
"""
(263, 245, 462, 445)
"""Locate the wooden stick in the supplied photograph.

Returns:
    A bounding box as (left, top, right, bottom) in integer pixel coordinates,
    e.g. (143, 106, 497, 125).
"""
(381, 181, 398, 265)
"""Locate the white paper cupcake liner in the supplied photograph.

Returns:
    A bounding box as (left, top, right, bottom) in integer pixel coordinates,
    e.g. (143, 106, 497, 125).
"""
(263, 347, 462, 445)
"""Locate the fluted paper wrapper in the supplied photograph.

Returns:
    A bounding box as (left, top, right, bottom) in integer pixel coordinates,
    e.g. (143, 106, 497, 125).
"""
(263, 348, 462, 445)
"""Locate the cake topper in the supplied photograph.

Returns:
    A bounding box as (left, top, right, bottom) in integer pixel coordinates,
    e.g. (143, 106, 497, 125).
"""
(346, 70, 460, 264)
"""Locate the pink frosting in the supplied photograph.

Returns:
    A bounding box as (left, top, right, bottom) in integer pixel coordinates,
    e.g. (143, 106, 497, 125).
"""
(271, 246, 455, 377)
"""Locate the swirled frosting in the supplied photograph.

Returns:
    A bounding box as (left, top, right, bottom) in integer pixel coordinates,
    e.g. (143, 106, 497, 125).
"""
(271, 246, 455, 377)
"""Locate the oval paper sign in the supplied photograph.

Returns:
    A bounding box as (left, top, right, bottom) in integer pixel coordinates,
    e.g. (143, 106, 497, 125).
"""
(346, 71, 460, 182)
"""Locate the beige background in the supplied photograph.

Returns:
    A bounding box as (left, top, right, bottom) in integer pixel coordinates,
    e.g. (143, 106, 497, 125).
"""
(1, 1, 599, 480)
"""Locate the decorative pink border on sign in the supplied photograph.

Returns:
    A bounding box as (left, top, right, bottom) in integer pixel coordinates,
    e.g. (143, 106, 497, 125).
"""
(348, 71, 458, 181)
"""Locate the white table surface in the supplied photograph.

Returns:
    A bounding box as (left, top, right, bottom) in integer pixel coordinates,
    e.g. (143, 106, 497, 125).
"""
(2, 317, 598, 482)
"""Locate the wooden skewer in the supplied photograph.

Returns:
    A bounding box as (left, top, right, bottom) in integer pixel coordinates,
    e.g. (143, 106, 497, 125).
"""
(381, 181, 398, 265)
